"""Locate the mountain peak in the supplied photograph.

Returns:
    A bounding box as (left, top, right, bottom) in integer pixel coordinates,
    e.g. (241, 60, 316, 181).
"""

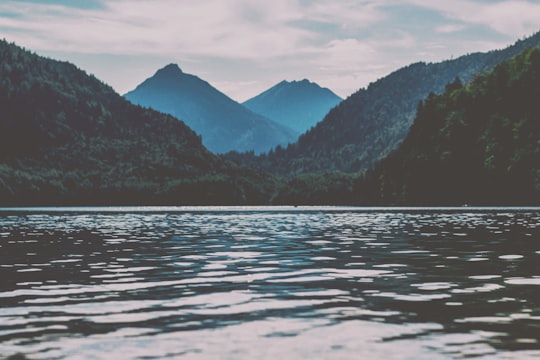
(155, 63, 183, 77)
(281, 79, 312, 86)
(124, 63, 297, 154)
(242, 78, 342, 134)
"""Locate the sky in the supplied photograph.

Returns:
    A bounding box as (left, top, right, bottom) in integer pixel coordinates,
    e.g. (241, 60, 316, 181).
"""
(0, 0, 539, 102)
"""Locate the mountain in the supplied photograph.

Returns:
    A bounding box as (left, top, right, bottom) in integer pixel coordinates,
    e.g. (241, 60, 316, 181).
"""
(124, 64, 297, 154)
(0, 40, 278, 205)
(242, 79, 342, 133)
(2, 33, 539, 206)
(241, 31, 540, 176)
(357, 47, 540, 205)
(271, 46, 540, 206)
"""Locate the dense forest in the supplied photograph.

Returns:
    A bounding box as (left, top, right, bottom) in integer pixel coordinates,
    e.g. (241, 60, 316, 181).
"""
(0, 37, 539, 206)
(0, 40, 277, 205)
(356, 47, 540, 205)
(228, 32, 540, 178)
(272, 47, 540, 205)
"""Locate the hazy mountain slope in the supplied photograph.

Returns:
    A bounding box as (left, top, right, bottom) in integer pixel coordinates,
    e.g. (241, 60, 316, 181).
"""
(358, 47, 540, 205)
(256, 31, 540, 176)
(0, 40, 278, 205)
(124, 64, 297, 154)
(242, 79, 342, 133)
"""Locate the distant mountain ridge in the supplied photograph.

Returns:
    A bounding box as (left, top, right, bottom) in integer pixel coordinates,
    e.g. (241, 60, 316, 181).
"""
(243, 79, 342, 133)
(245, 30, 540, 176)
(124, 64, 297, 154)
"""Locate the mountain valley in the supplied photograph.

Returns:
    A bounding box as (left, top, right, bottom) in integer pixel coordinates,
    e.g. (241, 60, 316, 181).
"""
(1, 31, 539, 206)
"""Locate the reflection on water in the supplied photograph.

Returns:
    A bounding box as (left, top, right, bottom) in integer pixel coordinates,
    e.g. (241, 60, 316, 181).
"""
(0, 207, 539, 359)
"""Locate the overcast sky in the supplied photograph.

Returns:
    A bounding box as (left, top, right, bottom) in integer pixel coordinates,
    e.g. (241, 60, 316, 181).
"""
(1, 0, 539, 101)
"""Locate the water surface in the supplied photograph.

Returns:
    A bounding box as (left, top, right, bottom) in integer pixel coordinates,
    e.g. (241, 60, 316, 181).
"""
(0, 207, 539, 359)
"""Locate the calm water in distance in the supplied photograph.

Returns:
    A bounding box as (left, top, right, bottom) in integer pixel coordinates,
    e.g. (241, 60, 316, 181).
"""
(0, 206, 539, 359)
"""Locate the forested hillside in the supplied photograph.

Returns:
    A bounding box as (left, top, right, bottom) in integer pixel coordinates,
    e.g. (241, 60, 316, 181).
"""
(235, 31, 540, 177)
(0, 40, 276, 205)
(356, 47, 540, 205)
(1, 36, 538, 206)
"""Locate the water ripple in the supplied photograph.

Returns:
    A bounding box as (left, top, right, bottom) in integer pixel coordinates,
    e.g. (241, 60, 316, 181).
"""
(0, 207, 539, 359)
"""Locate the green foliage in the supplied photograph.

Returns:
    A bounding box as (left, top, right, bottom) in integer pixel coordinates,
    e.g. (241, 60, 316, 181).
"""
(0, 40, 278, 205)
(229, 31, 540, 179)
(1, 38, 539, 206)
(273, 172, 357, 205)
(358, 47, 540, 205)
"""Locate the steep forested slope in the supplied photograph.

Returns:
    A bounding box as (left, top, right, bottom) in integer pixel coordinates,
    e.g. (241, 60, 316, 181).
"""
(1, 35, 538, 206)
(124, 64, 297, 154)
(242, 79, 342, 134)
(245, 31, 540, 176)
(357, 47, 540, 205)
(0, 40, 277, 205)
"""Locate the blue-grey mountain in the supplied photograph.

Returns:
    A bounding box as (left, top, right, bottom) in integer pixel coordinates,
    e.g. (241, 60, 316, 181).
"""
(124, 64, 297, 154)
(242, 79, 342, 134)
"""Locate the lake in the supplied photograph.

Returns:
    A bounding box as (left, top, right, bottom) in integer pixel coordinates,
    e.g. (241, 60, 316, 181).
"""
(0, 206, 539, 359)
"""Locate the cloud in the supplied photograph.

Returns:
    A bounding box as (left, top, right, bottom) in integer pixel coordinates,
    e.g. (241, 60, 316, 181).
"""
(0, 0, 396, 98)
(0, 0, 395, 58)
(300, 0, 388, 32)
(404, 0, 540, 38)
(436, 24, 467, 34)
(0, 0, 537, 100)
(14, 0, 105, 10)
(0, 0, 303, 57)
